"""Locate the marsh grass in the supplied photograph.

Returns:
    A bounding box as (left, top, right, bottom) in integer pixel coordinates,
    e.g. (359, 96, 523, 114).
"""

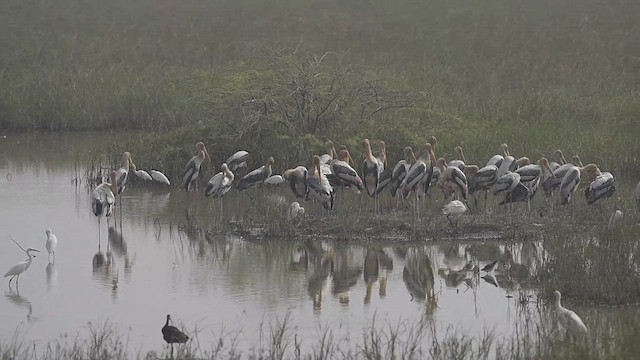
(2, 0, 639, 179)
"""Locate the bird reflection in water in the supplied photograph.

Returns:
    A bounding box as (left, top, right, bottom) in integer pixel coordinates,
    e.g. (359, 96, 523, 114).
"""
(403, 248, 437, 315)
(289, 246, 309, 272)
(332, 246, 362, 306)
(5, 290, 33, 322)
(378, 249, 393, 298)
(92, 237, 118, 299)
(305, 241, 333, 310)
(46, 262, 57, 291)
(108, 225, 134, 281)
(363, 248, 379, 304)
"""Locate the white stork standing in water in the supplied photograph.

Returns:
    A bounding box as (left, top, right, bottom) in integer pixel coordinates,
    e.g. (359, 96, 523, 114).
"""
(283, 166, 308, 198)
(149, 170, 171, 186)
(92, 171, 118, 240)
(389, 146, 416, 198)
(553, 290, 588, 335)
(306, 155, 334, 210)
(226, 150, 249, 173)
(181, 142, 211, 192)
(584, 171, 615, 205)
(115, 152, 135, 194)
(237, 157, 274, 191)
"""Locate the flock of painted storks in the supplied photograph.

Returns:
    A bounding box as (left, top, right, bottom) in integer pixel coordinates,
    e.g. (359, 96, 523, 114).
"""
(91, 136, 639, 229)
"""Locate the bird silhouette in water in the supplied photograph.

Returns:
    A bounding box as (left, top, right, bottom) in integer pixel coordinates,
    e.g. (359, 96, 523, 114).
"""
(162, 314, 189, 358)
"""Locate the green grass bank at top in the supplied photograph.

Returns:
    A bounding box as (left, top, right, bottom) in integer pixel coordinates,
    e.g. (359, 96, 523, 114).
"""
(1, 0, 639, 176)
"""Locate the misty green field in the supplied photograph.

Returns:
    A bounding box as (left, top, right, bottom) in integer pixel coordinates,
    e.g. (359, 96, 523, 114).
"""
(1, 0, 639, 176)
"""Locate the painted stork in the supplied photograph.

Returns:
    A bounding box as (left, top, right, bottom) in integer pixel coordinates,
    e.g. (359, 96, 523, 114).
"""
(162, 314, 189, 358)
(4, 247, 39, 290)
(553, 290, 588, 334)
(400, 143, 433, 200)
(226, 150, 249, 172)
(486, 143, 509, 168)
(130, 163, 152, 181)
(493, 171, 521, 208)
(338, 145, 356, 167)
(584, 172, 615, 205)
(442, 200, 467, 228)
(542, 155, 584, 197)
(330, 150, 364, 191)
(362, 139, 386, 198)
(45, 229, 57, 263)
(389, 147, 416, 198)
(438, 160, 468, 201)
(447, 146, 466, 171)
(237, 157, 274, 191)
(181, 142, 211, 192)
(468, 164, 498, 210)
(306, 155, 334, 210)
(319, 141, 337, 165)
(549, 149, 567, 171)
(283, 166, 308, 198)
(264, 175, 285, 185)
(205, 163, 234, 198)
(149, 170, 171, 186)
(560, 164, 600, 206)
(115, 152, 135, 194)
(92, 171, 119, 219)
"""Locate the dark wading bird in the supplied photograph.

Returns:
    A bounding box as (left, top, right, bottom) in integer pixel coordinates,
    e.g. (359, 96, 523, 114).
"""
(162, 314, 189, 358)
(181, 142, 211, 192)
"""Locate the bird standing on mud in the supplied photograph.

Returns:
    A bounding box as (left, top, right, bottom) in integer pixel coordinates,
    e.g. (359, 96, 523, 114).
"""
(162, 314, 189, 358)
(442, 200, 467, 228)
(181, 142, 211, 192)
(362, 139, 386, 200)
(306, 155, 334, 210)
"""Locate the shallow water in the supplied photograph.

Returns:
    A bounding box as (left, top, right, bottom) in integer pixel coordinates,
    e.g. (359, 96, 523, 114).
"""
(0, 134, 615, 355)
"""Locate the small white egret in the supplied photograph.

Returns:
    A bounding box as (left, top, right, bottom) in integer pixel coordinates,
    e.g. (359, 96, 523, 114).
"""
(608, 206, 623, 229)
(554, 290, 588, 335)
(45, 229, 57, 263)
(4, 248, 40, 289)
(442, 200, 467, 227)
(287, 202, 305, 223)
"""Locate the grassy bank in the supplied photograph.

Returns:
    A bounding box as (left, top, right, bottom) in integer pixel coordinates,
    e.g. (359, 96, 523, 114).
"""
(1, 0, 639, 176)
(3, 309, 640, 359)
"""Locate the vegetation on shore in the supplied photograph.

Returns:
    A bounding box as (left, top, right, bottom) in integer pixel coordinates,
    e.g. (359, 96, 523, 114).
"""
(1, 0, 639, 178)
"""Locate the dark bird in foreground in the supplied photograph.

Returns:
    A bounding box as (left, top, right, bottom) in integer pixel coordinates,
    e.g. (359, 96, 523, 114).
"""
(162, 314, 189, 358)
(481, 260, 498, 272)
